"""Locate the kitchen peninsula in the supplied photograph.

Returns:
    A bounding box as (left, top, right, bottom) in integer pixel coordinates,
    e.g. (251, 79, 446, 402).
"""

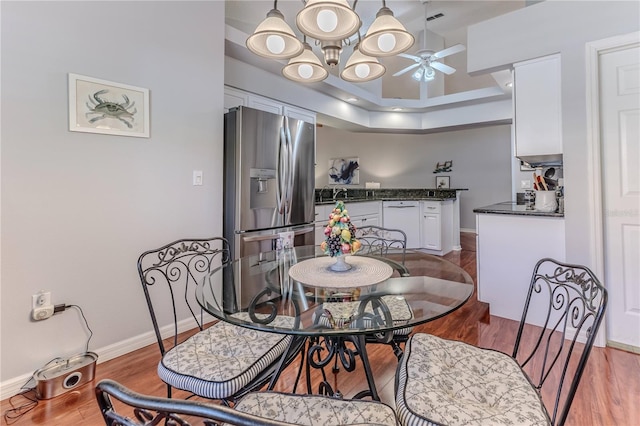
(315, 188, 466, 256)
(474, 201, 565, 324)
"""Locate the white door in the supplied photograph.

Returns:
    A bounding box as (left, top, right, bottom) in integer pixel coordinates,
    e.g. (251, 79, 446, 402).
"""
(600, 43, 640, 349)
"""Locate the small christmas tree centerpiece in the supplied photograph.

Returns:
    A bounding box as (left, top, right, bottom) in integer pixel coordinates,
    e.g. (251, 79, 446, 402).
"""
(320, 200, 361, 271)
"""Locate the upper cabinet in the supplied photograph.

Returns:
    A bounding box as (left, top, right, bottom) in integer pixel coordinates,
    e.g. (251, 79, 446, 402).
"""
(224, 86, 316, 124)
(223, 86, 249, 112)
(513, 54, 562, 158)
(248, 96, 282, 115)
(283, 106, 316, 125)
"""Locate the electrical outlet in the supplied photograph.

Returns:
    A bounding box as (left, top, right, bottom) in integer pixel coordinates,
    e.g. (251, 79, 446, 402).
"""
(520, 180, 532, 189)
(32, 291, 51, 309)
(32, 291, 54, 320)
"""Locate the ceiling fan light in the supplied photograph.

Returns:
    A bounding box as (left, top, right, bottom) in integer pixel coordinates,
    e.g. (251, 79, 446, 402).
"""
(360, 7, 414, 57)
(296, 0, 361, 41)
(412, 68, 423, 81)
(424, 66, 435, 80)
(340, 45, 385, 82)
(282, 42, 329, 83)
(247, 9, 304, 59)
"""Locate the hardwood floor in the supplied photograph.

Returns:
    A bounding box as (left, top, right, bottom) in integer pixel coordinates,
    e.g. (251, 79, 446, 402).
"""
(2, 232, 638, 425)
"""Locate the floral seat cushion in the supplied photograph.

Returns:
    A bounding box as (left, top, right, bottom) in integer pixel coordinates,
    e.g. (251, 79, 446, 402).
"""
(233, 391, 399, 425)
(159, 314, 294, 400)
(395, 333, 551, 426)
(318, 295, 413, 335)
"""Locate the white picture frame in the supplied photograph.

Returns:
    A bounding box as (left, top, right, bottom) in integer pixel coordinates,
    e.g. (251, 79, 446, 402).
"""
(68, 73, 149, 138)
(436, 175, 450, 189)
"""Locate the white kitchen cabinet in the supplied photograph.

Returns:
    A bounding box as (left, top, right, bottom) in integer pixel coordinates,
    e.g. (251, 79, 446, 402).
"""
(248, 96, 282, 115)
(513, 54, 562, 157)
(421, 214, 441, 250)
(314, 204, 331, 245)
(351, 214, 380, 229)
(224, 86, 317, 123)
(476, 212, 565, 324)
(315, 201, 382, 245)
(223, 87, 249, 112)
(318, 199, 456, 255)
(283, 105, 316, 124)
(420, 200, 454, 255)
(345, 201, 382, 231)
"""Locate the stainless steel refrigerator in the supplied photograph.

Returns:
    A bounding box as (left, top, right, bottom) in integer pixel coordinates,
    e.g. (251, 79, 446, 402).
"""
(224, 106, 315, 259)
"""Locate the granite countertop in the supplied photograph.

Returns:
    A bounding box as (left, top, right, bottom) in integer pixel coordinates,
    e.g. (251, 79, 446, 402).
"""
(473, 201, 564, 218)
(315, 188, 467, 205)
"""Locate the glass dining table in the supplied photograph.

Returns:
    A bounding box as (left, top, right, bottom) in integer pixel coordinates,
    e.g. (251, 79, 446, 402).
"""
(196, 245, 473, 401)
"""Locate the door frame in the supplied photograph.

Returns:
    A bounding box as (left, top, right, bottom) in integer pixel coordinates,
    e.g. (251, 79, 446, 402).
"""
(585, 31, 639, 348)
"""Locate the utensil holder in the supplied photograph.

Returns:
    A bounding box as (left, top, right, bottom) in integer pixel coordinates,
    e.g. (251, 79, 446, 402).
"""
(535, 190, 557, 212)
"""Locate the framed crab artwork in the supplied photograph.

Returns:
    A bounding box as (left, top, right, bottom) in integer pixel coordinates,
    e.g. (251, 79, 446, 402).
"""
(68, 73, 149, 138)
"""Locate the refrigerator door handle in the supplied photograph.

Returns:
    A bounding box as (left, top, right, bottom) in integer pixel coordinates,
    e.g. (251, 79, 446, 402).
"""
(239, 225, 314, 242)
(276, 124, 287, 215)
(284, 117, 294, 223)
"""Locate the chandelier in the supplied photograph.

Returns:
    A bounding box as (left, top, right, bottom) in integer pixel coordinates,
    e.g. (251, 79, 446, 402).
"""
(246, 0, 414, 83)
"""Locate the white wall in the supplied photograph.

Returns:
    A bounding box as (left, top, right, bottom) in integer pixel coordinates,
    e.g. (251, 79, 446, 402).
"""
(468, 0, 640, 267)
(1, 1, 225, 391)
(315, 125, 513, 230)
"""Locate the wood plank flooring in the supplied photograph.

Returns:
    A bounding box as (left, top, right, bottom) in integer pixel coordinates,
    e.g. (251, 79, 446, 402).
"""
(2, 233, 639, 425)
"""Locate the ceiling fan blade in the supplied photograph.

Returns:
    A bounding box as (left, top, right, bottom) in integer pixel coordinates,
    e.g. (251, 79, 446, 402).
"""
(432, 44, 466, 60)
(393, 63, 421, 76)
(431, 61, 457, 75)
(397, 53, 421, 62)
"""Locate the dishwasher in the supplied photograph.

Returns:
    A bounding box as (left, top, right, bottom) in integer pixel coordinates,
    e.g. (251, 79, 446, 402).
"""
(382, 200, 421, 248)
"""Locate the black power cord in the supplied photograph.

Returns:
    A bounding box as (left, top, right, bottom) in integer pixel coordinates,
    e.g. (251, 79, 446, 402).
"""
(64, 304, 94, 353)
(3, 304, 94, 423)
(3, 358, 63, 424)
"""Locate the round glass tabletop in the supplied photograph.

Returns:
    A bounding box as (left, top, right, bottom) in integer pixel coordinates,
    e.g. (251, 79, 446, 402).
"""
(196, 245, 473, 337)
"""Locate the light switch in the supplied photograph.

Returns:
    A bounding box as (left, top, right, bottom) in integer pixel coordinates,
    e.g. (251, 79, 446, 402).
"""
(193, 170, 203, 186)
(520, 179, 531, 189)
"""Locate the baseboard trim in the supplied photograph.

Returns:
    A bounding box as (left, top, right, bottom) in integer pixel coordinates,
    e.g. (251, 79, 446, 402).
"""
(607, 340, 640, 354)
(461, 228, 476, 234)
(0, 316, 209, 400)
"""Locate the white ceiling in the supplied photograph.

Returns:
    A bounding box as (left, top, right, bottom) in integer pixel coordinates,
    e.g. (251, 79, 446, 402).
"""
(225, 0, 526, 113)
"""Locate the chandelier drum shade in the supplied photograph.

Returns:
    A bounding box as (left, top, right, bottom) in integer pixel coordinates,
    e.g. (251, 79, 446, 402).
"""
(247, 0, 414, 84)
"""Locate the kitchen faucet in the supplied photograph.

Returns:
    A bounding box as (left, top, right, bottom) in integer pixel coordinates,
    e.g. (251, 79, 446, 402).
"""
(318, 185, 331, 203)
(332, 187, 347, 200)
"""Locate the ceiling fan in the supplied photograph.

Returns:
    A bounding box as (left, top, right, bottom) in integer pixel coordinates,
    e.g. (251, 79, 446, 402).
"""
(393, 2, 466, 82)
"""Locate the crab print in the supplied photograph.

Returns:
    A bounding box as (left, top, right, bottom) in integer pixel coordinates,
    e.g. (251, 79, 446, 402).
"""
(85, 89, 137, 128)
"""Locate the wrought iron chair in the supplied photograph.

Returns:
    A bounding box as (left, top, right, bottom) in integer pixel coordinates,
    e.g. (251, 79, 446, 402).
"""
(95, 379, 400, 426)
(355, 225, 412, 359)
(137, 237, 300, 404)
(356, 225, 408, 271)
(395, 258, 608, 426)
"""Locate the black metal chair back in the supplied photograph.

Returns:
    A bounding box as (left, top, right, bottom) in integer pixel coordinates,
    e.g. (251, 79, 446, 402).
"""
(136, 237, 231, 356)
(514, 258, 607, 426)
(95, 379, 288, 426)
(355, 225, 407, 266)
